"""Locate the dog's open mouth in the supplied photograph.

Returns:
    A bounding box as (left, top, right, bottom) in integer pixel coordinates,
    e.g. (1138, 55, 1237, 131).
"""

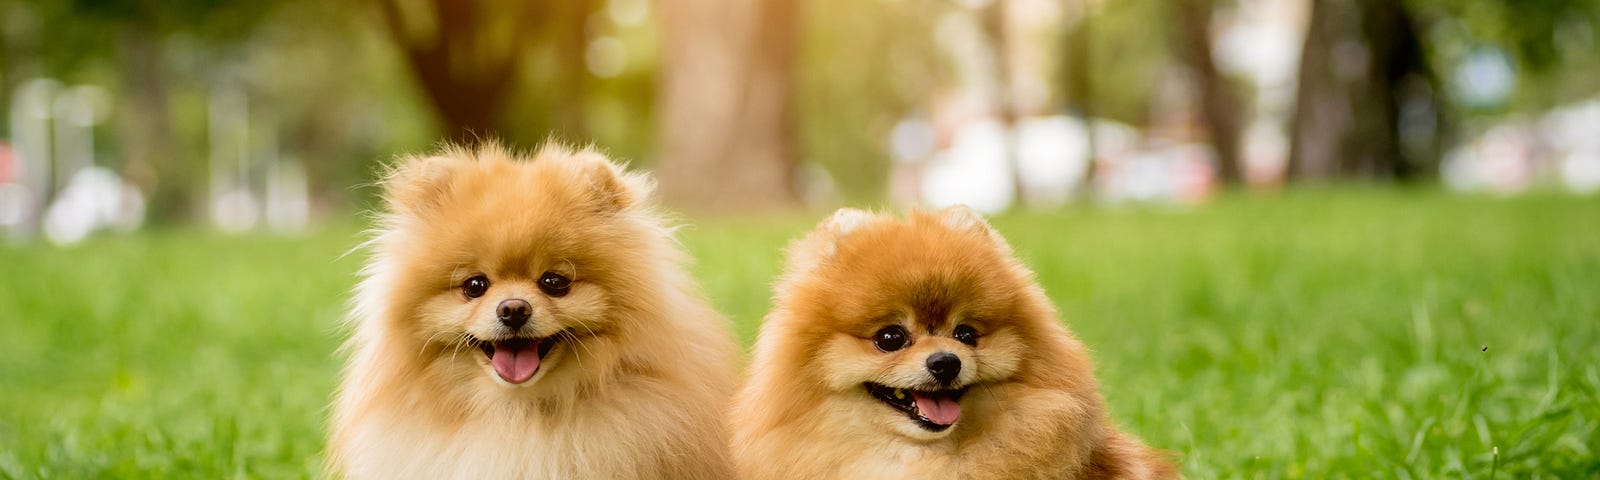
(468, 335, 561, 384)
(864, 382, 968, 432)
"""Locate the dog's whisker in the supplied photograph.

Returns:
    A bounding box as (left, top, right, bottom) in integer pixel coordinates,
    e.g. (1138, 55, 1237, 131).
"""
(573, 321, 601, 346)
(559, 330, 590, 374)
(979, 382, 1002, 411)
(451, 331, 480, 366)
(418, 329, 456, 359)
(568, 328, 598, 362)
(447, 331, 473, 365)
(566, 321, 603, 365)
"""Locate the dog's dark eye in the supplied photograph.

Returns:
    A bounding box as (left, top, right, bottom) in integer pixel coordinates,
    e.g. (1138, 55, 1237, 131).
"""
(538, 272, 572, 297)
(462, 275, 490, 299)
(873, 325, 909, 352)
(953, 324, 978, 346)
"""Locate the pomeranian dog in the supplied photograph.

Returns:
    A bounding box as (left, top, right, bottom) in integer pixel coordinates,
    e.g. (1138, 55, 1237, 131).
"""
(328, 143, 738, 479)
(731, 206, 1176, 479)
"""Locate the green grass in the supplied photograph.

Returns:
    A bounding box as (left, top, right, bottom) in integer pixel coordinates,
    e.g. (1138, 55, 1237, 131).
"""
(2, 190, 1597, 478)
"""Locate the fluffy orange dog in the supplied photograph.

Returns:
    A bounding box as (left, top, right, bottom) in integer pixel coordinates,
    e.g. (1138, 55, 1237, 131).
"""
(731, 207, 1176, 479)
(328, 143, 738, 479)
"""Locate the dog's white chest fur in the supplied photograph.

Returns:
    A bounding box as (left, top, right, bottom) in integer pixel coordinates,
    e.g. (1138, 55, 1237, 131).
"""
(842, 444, 958, 480)
(339, 408, 649, 480)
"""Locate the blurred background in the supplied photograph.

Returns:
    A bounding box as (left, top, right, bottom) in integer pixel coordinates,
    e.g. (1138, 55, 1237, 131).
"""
(4, 1, 1600, 477)
(1, 0, 1598, 241)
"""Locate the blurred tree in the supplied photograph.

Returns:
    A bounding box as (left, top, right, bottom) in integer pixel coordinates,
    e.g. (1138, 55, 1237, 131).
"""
(657, 0, 799, 211)
(251, 3, 439, 207)
(500, 14, 661, 167)
(548, 0, 592, 138)
(1060, 5, 1100, 197)
(1052, 0, 1175, 199)
(1413, 0, 1600, 113)
(1289, 0, 1439, 181)
(796, 0, 944, 203)
(114, 25, 178, 214)
(1291, 0, 1600, 181)
(1174, 0, 1244, 184)
(0, 8, 12, 138)
(1072, 0, 1174, 126)
(5, 0, 442, 222)
(981, 0, 1026, 205)
(11, 0, 292, 221)
(376, 0, 566, 143)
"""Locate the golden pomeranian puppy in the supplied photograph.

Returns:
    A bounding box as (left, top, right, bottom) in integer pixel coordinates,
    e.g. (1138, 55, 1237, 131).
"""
(731, 206, 1177, 480)
(328, 143, 738, 479)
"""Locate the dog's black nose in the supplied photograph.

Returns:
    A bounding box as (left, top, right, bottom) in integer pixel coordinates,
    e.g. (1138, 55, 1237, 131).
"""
(926, 351, 961, 384)
(497, 299, 532, 329)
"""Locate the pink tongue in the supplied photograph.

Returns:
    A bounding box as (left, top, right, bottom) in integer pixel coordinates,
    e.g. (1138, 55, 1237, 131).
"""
(912, 392, 962, 426)
(490, 342, 541, 384)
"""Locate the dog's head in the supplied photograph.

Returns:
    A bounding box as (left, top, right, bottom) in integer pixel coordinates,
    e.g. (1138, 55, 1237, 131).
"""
(358, 143, 659, 392)
(768, 206, 1044, 440)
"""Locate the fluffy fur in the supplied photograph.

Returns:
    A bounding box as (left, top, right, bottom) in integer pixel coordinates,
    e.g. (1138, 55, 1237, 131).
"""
(328, 143, 738, 479)
(731, 206, 1177, 480)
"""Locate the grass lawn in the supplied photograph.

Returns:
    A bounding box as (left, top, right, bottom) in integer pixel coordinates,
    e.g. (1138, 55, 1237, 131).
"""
(2, 189, 1597, 478)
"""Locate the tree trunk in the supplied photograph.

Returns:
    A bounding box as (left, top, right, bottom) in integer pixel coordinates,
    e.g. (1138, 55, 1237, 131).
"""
(0, 29, 9, 134)
(116, 26, 187, 222)
(1063, 11, 1098, 200)
(981, 0, 1025, 207)
(1174, 0, 1243, 184)
(377, 0, 539, 144)
(1288, 0, 1343, 180)
(551, 0, 590, 139)
(1355, 0, 1434, 180)
(1289, 0, 1436, 181)
(656, 0, 800, 212)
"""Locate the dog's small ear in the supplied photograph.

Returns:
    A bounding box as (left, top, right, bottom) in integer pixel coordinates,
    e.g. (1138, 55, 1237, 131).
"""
(934, 204, 991, 232)
(785, 208, 883, 273)
(821, 208, 878, 241)
(934, 205, 1012, 253)
(382, 151, 470, 216)
(566, 147, 651, 213)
